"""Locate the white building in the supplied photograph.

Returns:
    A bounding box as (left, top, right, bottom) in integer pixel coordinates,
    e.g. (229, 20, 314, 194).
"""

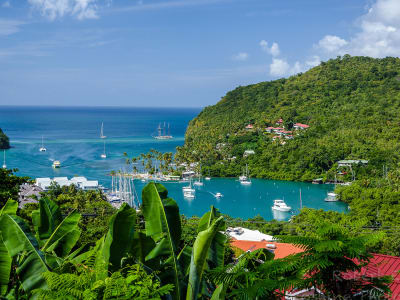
(34, 176, 99, 191)
(226, 227, 274, 242)
(79, 180, 99, 190)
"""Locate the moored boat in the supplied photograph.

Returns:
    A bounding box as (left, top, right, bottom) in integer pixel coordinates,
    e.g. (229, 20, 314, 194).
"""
(271, 199, 291, 212)
(325, 192, 338, 202)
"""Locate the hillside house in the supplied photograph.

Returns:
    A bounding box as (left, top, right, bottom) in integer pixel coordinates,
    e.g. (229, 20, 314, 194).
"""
(337, 160, 369, 167)
(276, 118, 284, 125)
(19, 183, 43, 207)
(245, 124, 254, 130)
(293, 123, 310, 130)
(243, 150, 255, 157)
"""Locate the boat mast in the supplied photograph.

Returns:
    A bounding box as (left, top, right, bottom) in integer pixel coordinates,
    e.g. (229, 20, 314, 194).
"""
(2, 150, 6, 169)
(100, 122, 103, 138)
(157, 123, 162, 137)
(168, 123, 170, 136)
(163, 122, 166, 136)
(41, 136, 44, 148)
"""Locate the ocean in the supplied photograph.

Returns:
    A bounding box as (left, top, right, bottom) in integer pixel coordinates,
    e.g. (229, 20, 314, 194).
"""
(0, 106, 348, 220)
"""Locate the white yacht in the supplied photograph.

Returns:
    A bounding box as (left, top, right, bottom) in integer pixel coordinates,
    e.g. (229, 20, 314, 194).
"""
(182, 180, 195, 193)
(39, 136, 47, 152)
(239, 164, 251, 185)
(2, 150, 6, 169)
(183, 191, 195, 198)
(100, 122, 106, 139)
(272, 199, 291, 212)
(215, 192, 222, 198)
(205, 177, 211, 181)
(325, 192, 338, 202)
(52, 160, 61, 168)
(101, 140, 107, 158)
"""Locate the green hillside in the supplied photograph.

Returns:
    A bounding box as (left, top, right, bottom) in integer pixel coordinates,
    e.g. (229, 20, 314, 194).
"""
(177, 55, 400, 181)
(0, 128, 10, 149)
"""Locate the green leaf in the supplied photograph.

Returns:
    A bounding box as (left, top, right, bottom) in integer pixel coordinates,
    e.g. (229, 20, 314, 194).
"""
(0, 199, 18, 216)
(198, 206, 226, 269)
(142, 182, 182, 300)
(34, 197, 62, 245)
(42, 211, 81, 257)
(210, 284, 227, 300)
(186, 216, 224, 300)
(95, 203, 136, 279)
(0, 214, 49, 293)
(0, 199, 18, 295)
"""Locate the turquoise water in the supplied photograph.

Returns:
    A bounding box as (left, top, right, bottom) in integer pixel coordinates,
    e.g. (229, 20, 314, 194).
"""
(0, 106, 348, 220)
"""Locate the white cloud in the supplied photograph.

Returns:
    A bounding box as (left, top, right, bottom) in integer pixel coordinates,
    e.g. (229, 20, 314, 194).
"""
(0, 19, 25, 35)
(2, 1, 10, 8)
(232, 52, 249, 61)
(317, 35, 348, 53)
(316, 0, 400, 58)
(260, 40, 280, 57)
(269, 58, 290, 76)
(28, 0, 99, 20)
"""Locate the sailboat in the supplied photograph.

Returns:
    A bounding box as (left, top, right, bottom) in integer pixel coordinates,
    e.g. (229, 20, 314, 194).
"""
(193, 175, 203, 186)
(2, 150, 6, 169)
(100, 122, 106, 139)
(154, 122, 173, 140)
(39, 136, 47, 152)
(101, 140, 107, 158)
(239, 164, 251, 185)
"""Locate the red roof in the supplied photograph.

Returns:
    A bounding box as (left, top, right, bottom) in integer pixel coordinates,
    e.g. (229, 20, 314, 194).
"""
(231, 240, 303, 259)
(294, 123, 310, 128)
(245, 124, 254, 129)
(342, 254, 400, 299)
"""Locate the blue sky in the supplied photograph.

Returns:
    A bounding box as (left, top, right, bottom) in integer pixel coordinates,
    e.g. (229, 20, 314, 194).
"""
(0, 0, 399, 107)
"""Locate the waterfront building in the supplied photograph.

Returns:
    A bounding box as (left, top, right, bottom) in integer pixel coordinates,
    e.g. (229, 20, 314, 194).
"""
(34, 176, 99, 190)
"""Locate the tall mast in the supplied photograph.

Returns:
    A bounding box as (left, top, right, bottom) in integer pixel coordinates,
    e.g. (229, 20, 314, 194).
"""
(168, 123, 170, 136)
(163, 122, 166, 136)
(2, 150, 6, 169)
(157, 123, 162, 137)
(101, 122, 103, 138)
(41, 136, 44, 148)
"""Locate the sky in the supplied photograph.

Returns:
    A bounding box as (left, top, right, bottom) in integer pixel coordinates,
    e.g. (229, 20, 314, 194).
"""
(0, 0, 399, 107)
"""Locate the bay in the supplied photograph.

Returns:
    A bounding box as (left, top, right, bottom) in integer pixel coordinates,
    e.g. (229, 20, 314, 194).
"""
(0, 106, 348, 220)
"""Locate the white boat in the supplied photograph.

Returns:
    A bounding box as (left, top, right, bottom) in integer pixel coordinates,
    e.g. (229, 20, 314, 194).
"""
(52, 160, 61, 168)
(183, 179, 195, 193)
(39, 136, 47, 152)
(100, 122, 106, 139)
(240, 164, 251, 185)
(325, 192, 338, 202)
(272, 199, 291, 212)
(154, 122, 173, 140)
(215, 192, 222, 198)
(100, 140, 107, 158)
(193, 175, 203, 186)
(183, 191, 195, 198)
(205, 177, 211, 180)
(2, 150, 6, 169)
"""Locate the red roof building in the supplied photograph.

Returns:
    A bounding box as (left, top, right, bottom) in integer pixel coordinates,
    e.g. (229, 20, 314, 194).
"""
(342, 254, 400, 299)
(231, 240, 303, 259)
(293, 123, 310, 129)
(245, 124, 254, 129)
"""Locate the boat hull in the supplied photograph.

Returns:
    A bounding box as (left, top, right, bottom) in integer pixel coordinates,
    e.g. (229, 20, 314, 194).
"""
(272, 207, 291, 212)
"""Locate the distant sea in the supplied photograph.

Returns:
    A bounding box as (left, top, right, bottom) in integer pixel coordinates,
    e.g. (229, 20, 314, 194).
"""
(0, 106, 348, 220)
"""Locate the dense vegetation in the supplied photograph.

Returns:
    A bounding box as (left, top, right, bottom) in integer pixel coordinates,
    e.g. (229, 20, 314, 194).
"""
(0, 171, 391, 299)
(178, 55, 400, 181)
(0, 128, 10, 150)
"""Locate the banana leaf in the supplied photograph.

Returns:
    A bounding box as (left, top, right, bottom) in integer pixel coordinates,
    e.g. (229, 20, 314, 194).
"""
(0, 200, 18, 295)
(186, 216, 224, 300)
(95, 203, 136, 279)
(42, 211, 81, 257)
(33, 197, 62, 245)
(142, 182, 182, 300)
(0, 214, 49, 293)
(197, 206, 226, 269)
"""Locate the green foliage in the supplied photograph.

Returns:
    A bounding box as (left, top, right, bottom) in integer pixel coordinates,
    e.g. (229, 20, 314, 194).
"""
(0, 128, 10, 150)
(33, 264, 174, 300)
(179, 56, 400, 181)
(0, 168, 29, 208)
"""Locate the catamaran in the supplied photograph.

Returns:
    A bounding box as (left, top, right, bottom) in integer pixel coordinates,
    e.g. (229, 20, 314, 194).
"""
(2, 150, 6, 169)
(39, 136, 47, 152)
(100, 122, 106, 139)
(101, 140, 107, 158)
(272, 199, 291, 212)
(239, 164, 251, 185)
(154, 122, 173, 140)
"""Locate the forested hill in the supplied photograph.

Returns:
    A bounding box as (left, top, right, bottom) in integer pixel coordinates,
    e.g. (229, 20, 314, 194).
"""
(177, 55, 400, 181)
(0, 128, 10, 149)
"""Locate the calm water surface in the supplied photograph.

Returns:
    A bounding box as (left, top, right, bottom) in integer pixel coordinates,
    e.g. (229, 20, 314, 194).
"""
(0, 106, 348, 220)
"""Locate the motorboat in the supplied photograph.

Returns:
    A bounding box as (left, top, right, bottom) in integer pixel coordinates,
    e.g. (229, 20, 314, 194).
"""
(52, 160, 61, 168)
(325, 192, 338, 202)
(205, 177, 211, 180)
(215, 192, 222, 198)
(271, 199, 291, 212)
